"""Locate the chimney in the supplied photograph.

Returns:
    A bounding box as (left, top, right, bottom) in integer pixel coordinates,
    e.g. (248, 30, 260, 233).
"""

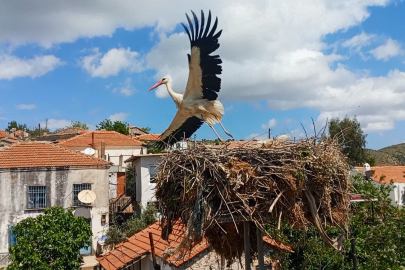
(101, 141, 105, 159)
(91, 132, 95, 148)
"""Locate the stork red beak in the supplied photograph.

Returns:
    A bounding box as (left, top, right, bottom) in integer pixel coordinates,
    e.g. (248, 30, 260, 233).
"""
(149, 81, 163, 91)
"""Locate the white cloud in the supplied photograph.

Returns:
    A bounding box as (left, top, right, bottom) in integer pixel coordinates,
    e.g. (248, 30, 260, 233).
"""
(369, 38, 403, 61)
(146, 1, 405, 134)
(0, 54, 63, 80)
(109, 112, 129, 122)
(82, 48, 143, 78)
(1, 1, 403, 135)
(113, 78, 136, 97)
(16, 104, 36, 110)
(0, 2, 193, 48)
(342, 32, 375, 50)
(40, 119, 71, 130)
(261, 118, 277, 129)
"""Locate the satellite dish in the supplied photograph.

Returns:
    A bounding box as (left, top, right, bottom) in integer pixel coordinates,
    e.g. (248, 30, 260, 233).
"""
(78, 190, 97, 204)
(83, 148, 96, 155)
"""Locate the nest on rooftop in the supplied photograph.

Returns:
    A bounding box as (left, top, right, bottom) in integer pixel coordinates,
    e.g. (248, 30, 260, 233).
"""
(154, 138, 351, 261)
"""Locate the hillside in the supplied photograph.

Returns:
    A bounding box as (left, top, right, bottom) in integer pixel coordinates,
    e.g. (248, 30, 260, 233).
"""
(365, 143, 405, 166)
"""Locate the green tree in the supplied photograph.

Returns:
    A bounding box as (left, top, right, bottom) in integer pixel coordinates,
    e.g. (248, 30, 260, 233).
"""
(8, 207, 92, 270)
(5, 120, 28, 132)
(279, 174, 405, 269)
(105, 202, 157, 248)
(140, 127, 151, 133)
(96, 119, 129, 135)
(27, 125, 50, 138)
(329, 117, 367, 166)
(125, 166, 135, 196)
(70, 121, 88, 130)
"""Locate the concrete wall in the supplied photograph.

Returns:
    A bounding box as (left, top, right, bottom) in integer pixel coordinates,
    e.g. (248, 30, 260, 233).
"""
(390, 183, 405, 206)
(133, 155, 162, 208)
(69, 146, 146, 169)
(0, 167, 110, 258)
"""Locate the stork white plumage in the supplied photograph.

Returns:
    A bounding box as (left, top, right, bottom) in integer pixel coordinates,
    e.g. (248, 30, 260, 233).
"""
(149, 10, 232, 148)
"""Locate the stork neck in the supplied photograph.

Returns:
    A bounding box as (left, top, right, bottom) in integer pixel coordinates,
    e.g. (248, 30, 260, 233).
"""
(165, 83, 182, 107)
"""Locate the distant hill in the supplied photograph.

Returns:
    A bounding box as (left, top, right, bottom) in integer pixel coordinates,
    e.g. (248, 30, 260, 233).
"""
(365, 143, 405, 166)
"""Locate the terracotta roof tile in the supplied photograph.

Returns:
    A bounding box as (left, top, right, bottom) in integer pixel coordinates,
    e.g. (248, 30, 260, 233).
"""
(134, 134, 161, 142)
(97, 221, 292, 270)
(355, 166, 405, 183)
(58, 130, 144, 147)
(0, 142, 111, 168)
(0, 130, 6, 139)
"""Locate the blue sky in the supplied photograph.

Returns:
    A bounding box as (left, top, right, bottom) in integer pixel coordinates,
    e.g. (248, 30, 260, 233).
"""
(1, 1, 405, 150)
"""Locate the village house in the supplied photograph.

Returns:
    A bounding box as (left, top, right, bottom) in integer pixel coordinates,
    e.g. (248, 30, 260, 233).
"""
(97, 221, 293, 270)
(354, 165, 405, 207)
(124, 153, 165, 209)
(0, 142, 111, 265)
(57, 130, 146, 199)
(128, 126, 148, 137)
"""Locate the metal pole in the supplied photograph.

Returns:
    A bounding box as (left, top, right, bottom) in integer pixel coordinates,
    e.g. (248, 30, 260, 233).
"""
(351, 238, 358, 270)
(256, 226, 265, 270)
(244, 221, 251, 270)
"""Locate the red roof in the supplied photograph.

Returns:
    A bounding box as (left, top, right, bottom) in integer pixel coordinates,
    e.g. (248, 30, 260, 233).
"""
(0, 130, 6, 139)
(134, 134, 161, 142)
(97, 221, 292, 270)
(58, 131, 143, 148)
(356, 166, 405, 183)
(0, 142, 111, 168)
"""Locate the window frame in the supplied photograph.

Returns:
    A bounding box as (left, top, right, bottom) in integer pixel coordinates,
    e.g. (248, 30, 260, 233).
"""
(149, 165, 157, 184)
(27, 186, 47, 209)
(72, 183, 92, 206)
(8, 225, 17, 247)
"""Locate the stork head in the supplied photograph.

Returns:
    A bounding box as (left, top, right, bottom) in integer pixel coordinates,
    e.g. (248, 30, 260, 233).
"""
(149, 77, 170, 91)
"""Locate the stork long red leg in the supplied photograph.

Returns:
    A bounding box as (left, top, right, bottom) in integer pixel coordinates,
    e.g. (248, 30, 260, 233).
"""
(216, 117, 233, 138)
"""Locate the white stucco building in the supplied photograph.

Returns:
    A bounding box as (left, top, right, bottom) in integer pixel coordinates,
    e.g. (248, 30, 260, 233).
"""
(0, 142, 111, 266)
(58, 130, 147, 199)
(354, 165, 405, 207)
(125, 153, 164, 209)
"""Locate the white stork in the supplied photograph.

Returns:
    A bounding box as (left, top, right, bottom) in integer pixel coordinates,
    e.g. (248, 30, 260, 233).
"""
(149, 10, 232, 148)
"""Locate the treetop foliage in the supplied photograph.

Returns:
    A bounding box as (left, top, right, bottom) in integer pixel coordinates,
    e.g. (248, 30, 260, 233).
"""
(329, 116, 367, 166)
(8, 207, 92, 270)
(96, 119, 129, 135)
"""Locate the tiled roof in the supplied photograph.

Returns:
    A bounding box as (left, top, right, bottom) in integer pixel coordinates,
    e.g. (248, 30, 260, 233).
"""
(124, 153, 165, 163)
(355, 166, 405, 183)
(134, 134, 161, 142)
(0, 142, 111, 169)
(46, 127, 87, 136)
(58, 131, 144, 148)
(97, 221, 208, 270)
(0, 130, 6, 139)
(97, 221, 293, 270)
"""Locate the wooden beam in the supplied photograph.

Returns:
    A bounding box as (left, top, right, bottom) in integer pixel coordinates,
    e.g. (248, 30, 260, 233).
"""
(256, 226, 265, 270)
(244, 221, 251, 270)
(149, 232, 157, 268)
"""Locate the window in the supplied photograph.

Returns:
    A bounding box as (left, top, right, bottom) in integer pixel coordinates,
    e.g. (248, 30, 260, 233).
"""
(401, 188, 405, 205)
(27, 186, 47, 209)
(9, 225, 16, 246)
(149, 165, 157, 184)
(73, 184, 92, 206)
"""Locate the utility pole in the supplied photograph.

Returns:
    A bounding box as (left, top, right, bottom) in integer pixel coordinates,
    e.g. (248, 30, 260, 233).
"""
(268, 129, 271, 139)
(351, 238, 358, 270)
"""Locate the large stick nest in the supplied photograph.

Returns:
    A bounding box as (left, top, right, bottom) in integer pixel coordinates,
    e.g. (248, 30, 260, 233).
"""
(154, 138, 351, 261)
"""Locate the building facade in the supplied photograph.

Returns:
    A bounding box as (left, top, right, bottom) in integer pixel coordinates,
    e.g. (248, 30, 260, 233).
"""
(0, 142, 111, 265)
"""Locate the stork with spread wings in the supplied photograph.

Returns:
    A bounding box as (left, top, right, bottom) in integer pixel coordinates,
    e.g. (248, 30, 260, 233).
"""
(149, 10, 232, 149)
